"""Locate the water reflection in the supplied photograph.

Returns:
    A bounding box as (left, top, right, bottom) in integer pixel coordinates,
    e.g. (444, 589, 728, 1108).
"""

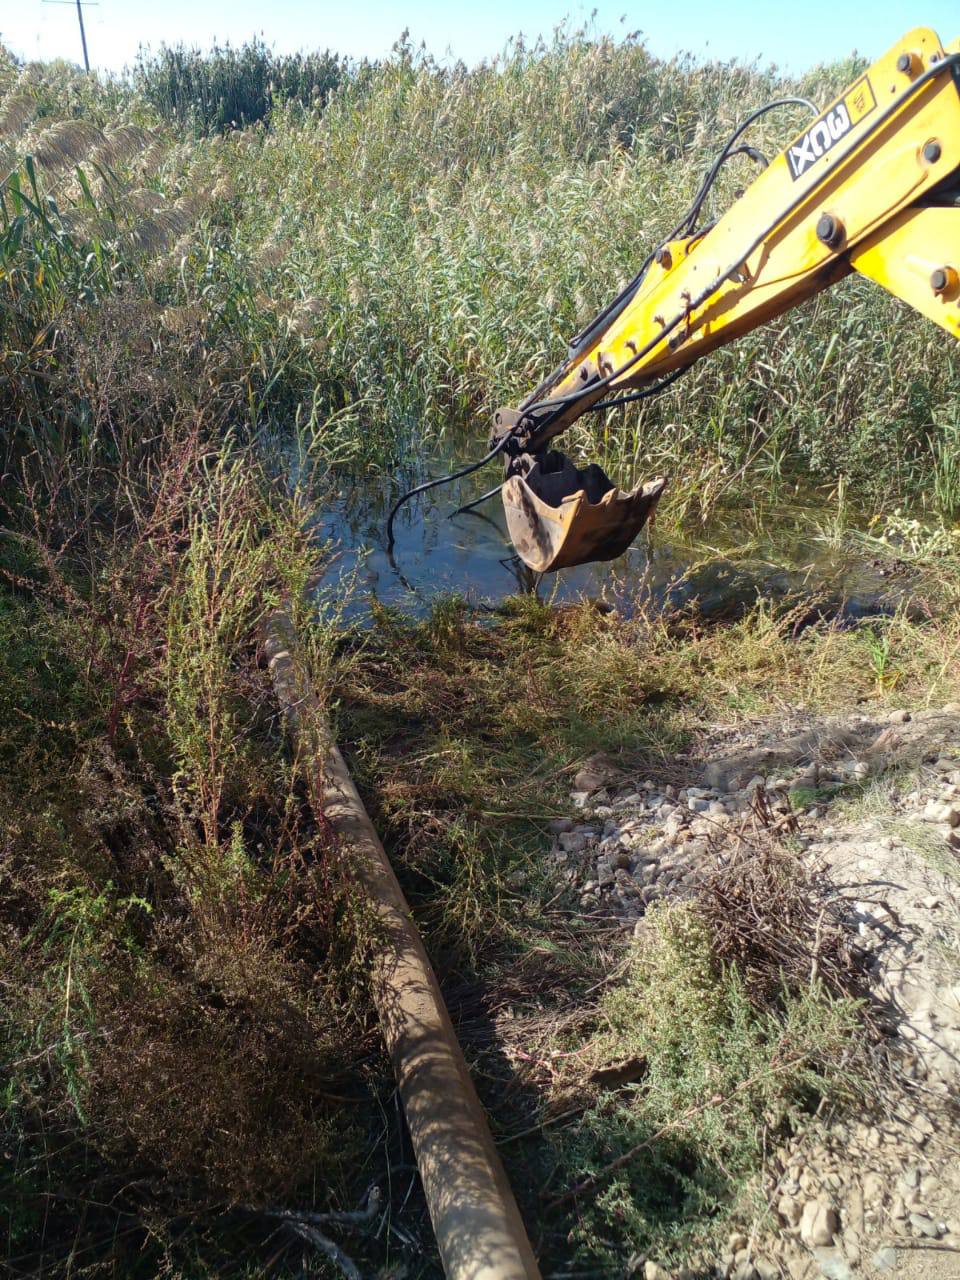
(310, 434, 911, 624)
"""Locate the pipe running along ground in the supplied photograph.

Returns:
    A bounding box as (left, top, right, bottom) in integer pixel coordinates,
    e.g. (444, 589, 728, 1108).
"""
(262, 608, 542, 1280)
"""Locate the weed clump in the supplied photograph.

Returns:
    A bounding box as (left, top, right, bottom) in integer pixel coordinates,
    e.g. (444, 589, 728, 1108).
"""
(548, 903, 863, 1267)
(335, 595, 690, 963)
(0, 444, 367, 1274)
(698, 837, 872, 1012)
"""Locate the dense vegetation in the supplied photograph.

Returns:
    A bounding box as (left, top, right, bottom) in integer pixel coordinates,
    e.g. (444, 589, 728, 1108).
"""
(132, 38, 348, 135)
(1, 29, 959, 1277)
(4, 33, 960, 506)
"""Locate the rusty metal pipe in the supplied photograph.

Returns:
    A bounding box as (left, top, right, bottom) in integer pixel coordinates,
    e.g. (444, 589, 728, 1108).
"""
(263, 609, 541, 1280)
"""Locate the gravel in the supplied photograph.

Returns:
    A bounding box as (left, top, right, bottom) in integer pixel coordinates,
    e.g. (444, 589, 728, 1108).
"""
(557, 704, 960, 1280)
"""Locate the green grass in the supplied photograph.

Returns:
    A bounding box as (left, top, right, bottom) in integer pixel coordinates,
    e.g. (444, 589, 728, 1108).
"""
(3, 33, 960, 504)
(535, 905, 862, 1269)
(0, 450, 371, 1276)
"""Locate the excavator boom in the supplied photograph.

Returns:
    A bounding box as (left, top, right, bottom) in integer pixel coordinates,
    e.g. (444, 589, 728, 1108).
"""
(489, 28, 960, 573)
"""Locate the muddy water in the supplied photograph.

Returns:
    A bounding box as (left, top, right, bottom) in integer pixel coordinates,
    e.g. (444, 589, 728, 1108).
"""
(310, 431, 910, 623)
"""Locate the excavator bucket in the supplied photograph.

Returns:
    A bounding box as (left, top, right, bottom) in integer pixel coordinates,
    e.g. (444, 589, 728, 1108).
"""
(501, 450, 667, 573)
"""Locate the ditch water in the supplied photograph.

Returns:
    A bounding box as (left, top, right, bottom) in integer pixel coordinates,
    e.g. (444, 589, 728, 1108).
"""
(310, 429, 914, 625)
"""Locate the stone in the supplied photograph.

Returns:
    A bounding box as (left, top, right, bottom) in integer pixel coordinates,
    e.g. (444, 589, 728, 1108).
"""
(754, 1259, 777, 1280)
(644, 1262, 670, 1280)
(888, 709, 912, 724)
(922, 800, 954, 824)
(845, 1186, 864, 1237)
(862, 1172, 884, 1204)
(841, 1235, 860, 1267)
(908, 1213, 941, 1238)
(871, 1247, 897, 1272)
(908, 1111, 934, 1137)
(801, 1200, 839, 1248)
(786, 1253, 814, 1280)
(778, 1195, 803, 1227)
(559, 831, 587, 853)
(548, 817, 574, 833)
(811, 1247, 852, 1280)
(574, 755, 619, 793)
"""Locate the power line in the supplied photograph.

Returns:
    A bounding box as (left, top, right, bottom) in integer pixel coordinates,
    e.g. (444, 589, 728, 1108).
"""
(41, 0, 99, 73)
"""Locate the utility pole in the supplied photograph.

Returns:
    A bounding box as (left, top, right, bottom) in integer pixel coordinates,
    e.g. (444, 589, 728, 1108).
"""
(41, 0, 98, 73)
(75, 0, 89, 72)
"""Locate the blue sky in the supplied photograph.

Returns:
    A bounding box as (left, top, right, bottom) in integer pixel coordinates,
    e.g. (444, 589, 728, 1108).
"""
(2, 1, 958, 75)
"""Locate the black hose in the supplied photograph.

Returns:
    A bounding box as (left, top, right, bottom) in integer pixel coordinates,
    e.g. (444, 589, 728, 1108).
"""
(509, 57, 959, 445)
(545, 97, 818, 375)
(449, 481, 505, 517)
(449, 367, 689, 518)
(681, 95, 818, 235)
(580, 364, 688, 413)
(385, 432, 514, 549)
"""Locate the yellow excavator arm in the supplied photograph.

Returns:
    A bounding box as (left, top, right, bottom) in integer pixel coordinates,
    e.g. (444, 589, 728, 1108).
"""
(487, 28, 960, 573)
